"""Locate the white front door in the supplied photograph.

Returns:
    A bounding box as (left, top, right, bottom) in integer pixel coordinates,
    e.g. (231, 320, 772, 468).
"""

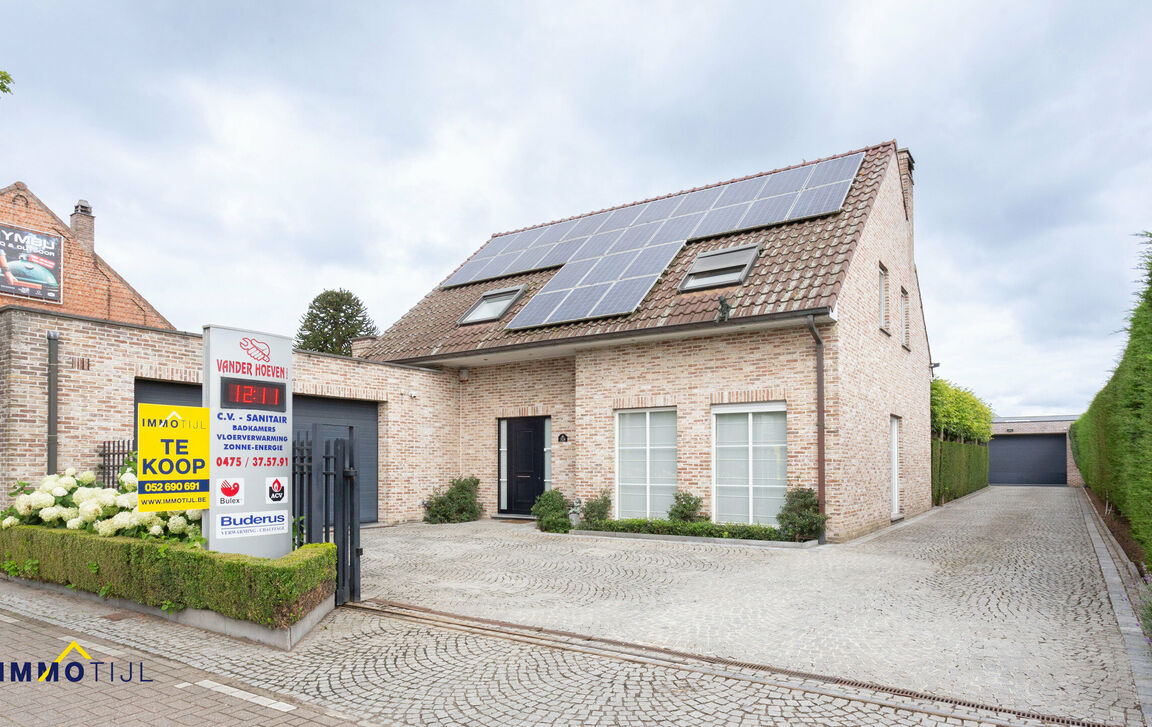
(890, 416, 900, 518)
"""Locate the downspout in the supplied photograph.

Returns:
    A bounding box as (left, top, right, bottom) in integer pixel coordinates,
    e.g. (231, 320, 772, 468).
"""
(47, 331, 59, 475)
(805, 315, 826, 544)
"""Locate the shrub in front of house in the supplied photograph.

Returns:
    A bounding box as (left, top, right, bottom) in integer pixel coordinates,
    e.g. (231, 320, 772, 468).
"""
(667, 490, 706, 522)
(424, 475, 483, 524)
(531, 490, 572, 533)
(775, 487, 828, 541)
(581, 518, 784, 541)
(0, 525, 334, 627)
(579, 489, 612, 525)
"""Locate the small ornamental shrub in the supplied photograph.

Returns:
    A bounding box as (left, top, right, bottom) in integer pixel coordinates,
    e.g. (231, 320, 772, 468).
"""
(424, 476, 483, 524)
(667, 490, 706, 522)
(775, 488, 827, 542)
(531, 490, 572, 533)
(580, 489, 612, 525)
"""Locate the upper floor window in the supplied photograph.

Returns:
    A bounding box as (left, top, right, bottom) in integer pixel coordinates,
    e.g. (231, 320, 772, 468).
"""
(458, 286, 525, 325)
(878, 264, 889, 331)
(900, 288, 910, 347)
(679, 243, 759, 292)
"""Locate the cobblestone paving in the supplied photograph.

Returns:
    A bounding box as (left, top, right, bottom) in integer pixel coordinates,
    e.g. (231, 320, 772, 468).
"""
(360, 487, 1142, 726)
(0, 611, 358, 727)
(0, 586, 1063, 727)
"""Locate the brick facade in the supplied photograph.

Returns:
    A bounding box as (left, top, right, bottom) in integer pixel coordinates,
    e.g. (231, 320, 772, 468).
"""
(0, 183, 170, 328)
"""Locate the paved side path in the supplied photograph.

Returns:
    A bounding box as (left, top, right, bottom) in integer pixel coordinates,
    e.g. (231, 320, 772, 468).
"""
(360, 487, 1143, 726)
(0, 609, 358, 727)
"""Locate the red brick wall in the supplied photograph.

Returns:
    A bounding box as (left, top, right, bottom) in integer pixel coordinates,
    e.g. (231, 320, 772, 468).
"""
(0, 183, 171, 329)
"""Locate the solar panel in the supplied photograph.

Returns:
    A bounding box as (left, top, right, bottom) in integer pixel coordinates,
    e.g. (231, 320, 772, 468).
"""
(452, 150, 866, 326)
(546, 283, 613, 324)
(589, 276, 660, 317)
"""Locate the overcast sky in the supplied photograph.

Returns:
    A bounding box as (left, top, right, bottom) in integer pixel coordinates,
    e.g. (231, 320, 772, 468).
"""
(1, 1, 1148, 416)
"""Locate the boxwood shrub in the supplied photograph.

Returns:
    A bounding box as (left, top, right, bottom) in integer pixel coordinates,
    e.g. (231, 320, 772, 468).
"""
(580, 518, 785, 541)
(0, 525, 335, 628)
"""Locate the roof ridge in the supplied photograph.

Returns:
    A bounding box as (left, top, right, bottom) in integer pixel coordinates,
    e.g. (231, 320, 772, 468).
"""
(488, 140, 897, 239)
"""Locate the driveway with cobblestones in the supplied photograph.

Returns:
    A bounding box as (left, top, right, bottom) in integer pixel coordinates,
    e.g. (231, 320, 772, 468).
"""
(360, 486, 1143, 726)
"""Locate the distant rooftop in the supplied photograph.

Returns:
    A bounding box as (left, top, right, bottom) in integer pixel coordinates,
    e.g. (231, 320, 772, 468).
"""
(992, 415, 1080, 423)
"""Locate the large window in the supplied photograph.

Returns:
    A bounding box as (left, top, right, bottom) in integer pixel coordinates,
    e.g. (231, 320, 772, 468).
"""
(713, 403, 787, 524)
(616, 408, 677, 519)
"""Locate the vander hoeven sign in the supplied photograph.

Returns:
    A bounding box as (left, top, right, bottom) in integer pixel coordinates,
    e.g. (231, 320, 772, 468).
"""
(0, 223, 62, 303)
(203, 325, 293, 558)
(136, 403, 210, 512)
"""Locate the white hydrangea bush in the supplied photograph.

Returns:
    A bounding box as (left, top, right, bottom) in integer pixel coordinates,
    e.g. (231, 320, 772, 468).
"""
(2, 464, 204, 546)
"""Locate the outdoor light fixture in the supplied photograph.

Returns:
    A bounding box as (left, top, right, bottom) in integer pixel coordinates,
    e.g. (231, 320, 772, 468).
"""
(558, 433, 568, 443)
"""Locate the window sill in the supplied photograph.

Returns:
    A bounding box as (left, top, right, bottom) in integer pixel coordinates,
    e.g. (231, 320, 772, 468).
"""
(902, 343, 912, 352)
(879, 326, 891, 336)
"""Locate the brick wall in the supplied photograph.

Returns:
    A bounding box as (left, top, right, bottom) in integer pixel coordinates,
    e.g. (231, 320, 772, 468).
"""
(0, 307, 460, 523)
(823, 152, 932, 539)
(0, 183, 171, 329)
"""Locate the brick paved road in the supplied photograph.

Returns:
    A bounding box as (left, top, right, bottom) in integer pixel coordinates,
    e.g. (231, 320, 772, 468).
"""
(360, 486, 1142, 726)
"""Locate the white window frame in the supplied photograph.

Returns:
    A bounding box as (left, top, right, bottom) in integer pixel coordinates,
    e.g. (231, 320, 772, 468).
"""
(614, 407, 677, 519)
(458, 285, 526, 325)
(679, 243, 759, 292)
(878, 264, 889, 331)
(711, 401, 787, 524)
(900, 288, 910, 347)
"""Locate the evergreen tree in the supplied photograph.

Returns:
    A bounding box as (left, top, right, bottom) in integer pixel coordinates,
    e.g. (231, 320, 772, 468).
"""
(295, 289, 378, 356)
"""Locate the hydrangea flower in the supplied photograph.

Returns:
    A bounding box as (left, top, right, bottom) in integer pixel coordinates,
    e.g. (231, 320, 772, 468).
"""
(94, 519, 119, 537)
(13, 495, 34, 517)
(38, 506, 62, 522)
(66, 517, 84, 530)
(29, 491, 55, 510)
(77, 471, 96, 486)
(93, 490, 117, 508)
(1, 516, 18, 529)
(57, 475, 77, 489)
(109, 511, 135, 531)
(167, 515, 188, 534)
(119, 471, 138, 487)
(72, 487, 94, 504)
(51, 486, 68, 498)
(186, 509, 202, 522)
(114, 492, 138, 510)
(39, 474, 60, 492)
(59, 507, 79, 522)
(65, 468, 77, 477)
(79, 501, 103, 523)
(149, 524, 164, 537)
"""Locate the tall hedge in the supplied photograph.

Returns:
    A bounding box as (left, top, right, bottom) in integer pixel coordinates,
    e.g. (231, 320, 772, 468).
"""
(930, 378, 993, 443)
(931, 439, 989, 505)
(1071, 232, 1152, 550)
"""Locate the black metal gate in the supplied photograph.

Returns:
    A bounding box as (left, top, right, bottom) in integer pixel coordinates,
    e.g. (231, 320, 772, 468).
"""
(292, 424, 361, 605)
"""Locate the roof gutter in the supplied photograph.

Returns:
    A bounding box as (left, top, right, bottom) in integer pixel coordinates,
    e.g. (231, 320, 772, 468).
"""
(806, 314, 827, 544)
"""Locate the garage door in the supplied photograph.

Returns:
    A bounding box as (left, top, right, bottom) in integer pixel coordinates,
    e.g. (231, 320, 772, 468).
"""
(988, 434, 1067, 486)
(133, 380, 379, 522)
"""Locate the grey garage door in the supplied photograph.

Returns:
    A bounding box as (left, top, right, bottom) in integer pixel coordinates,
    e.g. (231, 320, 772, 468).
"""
(988, 434, 1066, 486)
(133, 379, 379, 522)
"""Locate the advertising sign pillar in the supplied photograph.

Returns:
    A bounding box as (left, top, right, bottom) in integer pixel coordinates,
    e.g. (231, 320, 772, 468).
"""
(203, 325, 293, 559)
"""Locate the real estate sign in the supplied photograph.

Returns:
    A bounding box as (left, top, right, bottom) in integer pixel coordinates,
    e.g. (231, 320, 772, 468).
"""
(136, 403, 210, 512)
(203, 325, 293, 558)
(0, 223, 62, 303)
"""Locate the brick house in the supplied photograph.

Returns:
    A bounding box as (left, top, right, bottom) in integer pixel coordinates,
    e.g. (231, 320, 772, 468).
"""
(360, 141, 931, 541)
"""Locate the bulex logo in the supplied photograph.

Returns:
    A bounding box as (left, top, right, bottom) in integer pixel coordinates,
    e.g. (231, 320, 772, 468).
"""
(266, 476, 285, 504)
(1, 639, 152, 684)
(216, 477, 244, 506)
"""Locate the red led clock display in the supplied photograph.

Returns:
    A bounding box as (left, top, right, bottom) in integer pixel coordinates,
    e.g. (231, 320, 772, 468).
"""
(220, 377, 287, 413)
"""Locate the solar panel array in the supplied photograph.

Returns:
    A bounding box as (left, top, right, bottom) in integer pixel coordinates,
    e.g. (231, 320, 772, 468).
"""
(441, 151, 865, 330)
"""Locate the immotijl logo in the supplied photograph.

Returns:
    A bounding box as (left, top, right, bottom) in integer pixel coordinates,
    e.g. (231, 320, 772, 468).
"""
(0, 640, 152, 683)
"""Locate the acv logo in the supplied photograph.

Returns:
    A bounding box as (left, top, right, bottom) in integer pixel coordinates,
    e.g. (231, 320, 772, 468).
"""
(239, 337, 270, 362)
(266, 476, 285, 504)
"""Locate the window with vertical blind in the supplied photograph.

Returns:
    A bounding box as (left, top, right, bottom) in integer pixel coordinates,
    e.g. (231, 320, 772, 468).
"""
(878, 264, 889, 330)
(900, 288, 910, 347)
(712, 402, 787, 525)
(616, 408, 677, 519)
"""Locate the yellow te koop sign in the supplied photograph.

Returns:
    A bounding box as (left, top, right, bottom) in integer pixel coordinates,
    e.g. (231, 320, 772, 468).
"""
(136, 403, 210, 512)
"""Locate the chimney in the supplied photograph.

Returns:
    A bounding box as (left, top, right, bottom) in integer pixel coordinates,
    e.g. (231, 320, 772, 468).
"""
(349, 335, 377, 359)
(70, 199, 94, 253)
(896, 149, 914, 236)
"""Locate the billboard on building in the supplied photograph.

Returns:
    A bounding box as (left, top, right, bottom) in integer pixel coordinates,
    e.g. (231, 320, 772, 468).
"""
(0, 223, 62, 303)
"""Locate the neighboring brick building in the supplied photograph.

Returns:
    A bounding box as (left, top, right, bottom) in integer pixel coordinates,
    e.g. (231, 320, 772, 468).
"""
(364, 141, 932, 541)
(0, 182, 170, 328)
(990, 415, 1085, 487)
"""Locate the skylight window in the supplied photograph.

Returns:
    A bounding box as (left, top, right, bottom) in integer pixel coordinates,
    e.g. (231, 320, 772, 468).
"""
(459, 286, 525, 325)
(679, 244, 759, 292)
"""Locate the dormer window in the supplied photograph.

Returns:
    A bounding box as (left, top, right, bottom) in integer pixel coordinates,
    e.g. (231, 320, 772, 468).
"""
(679, 243, 759, 292)
(458, 286, 525, 325)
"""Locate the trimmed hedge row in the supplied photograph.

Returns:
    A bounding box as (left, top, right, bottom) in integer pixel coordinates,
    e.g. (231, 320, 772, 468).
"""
(579, 518, 785, 541)
(931, 378, 993, 443)
(0, 526, 335, 628)
(931, 439, 988, 505)
(1072, 233, 1152, 551)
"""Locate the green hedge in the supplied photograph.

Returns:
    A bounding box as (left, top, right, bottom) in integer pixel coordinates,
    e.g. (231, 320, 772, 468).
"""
(932, 439, 989, 505)
(1072, 233, 1152, 551)
(931, 378, 993, 443)
(579, 518, 785, 541)
(0, 526, 335, 628)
